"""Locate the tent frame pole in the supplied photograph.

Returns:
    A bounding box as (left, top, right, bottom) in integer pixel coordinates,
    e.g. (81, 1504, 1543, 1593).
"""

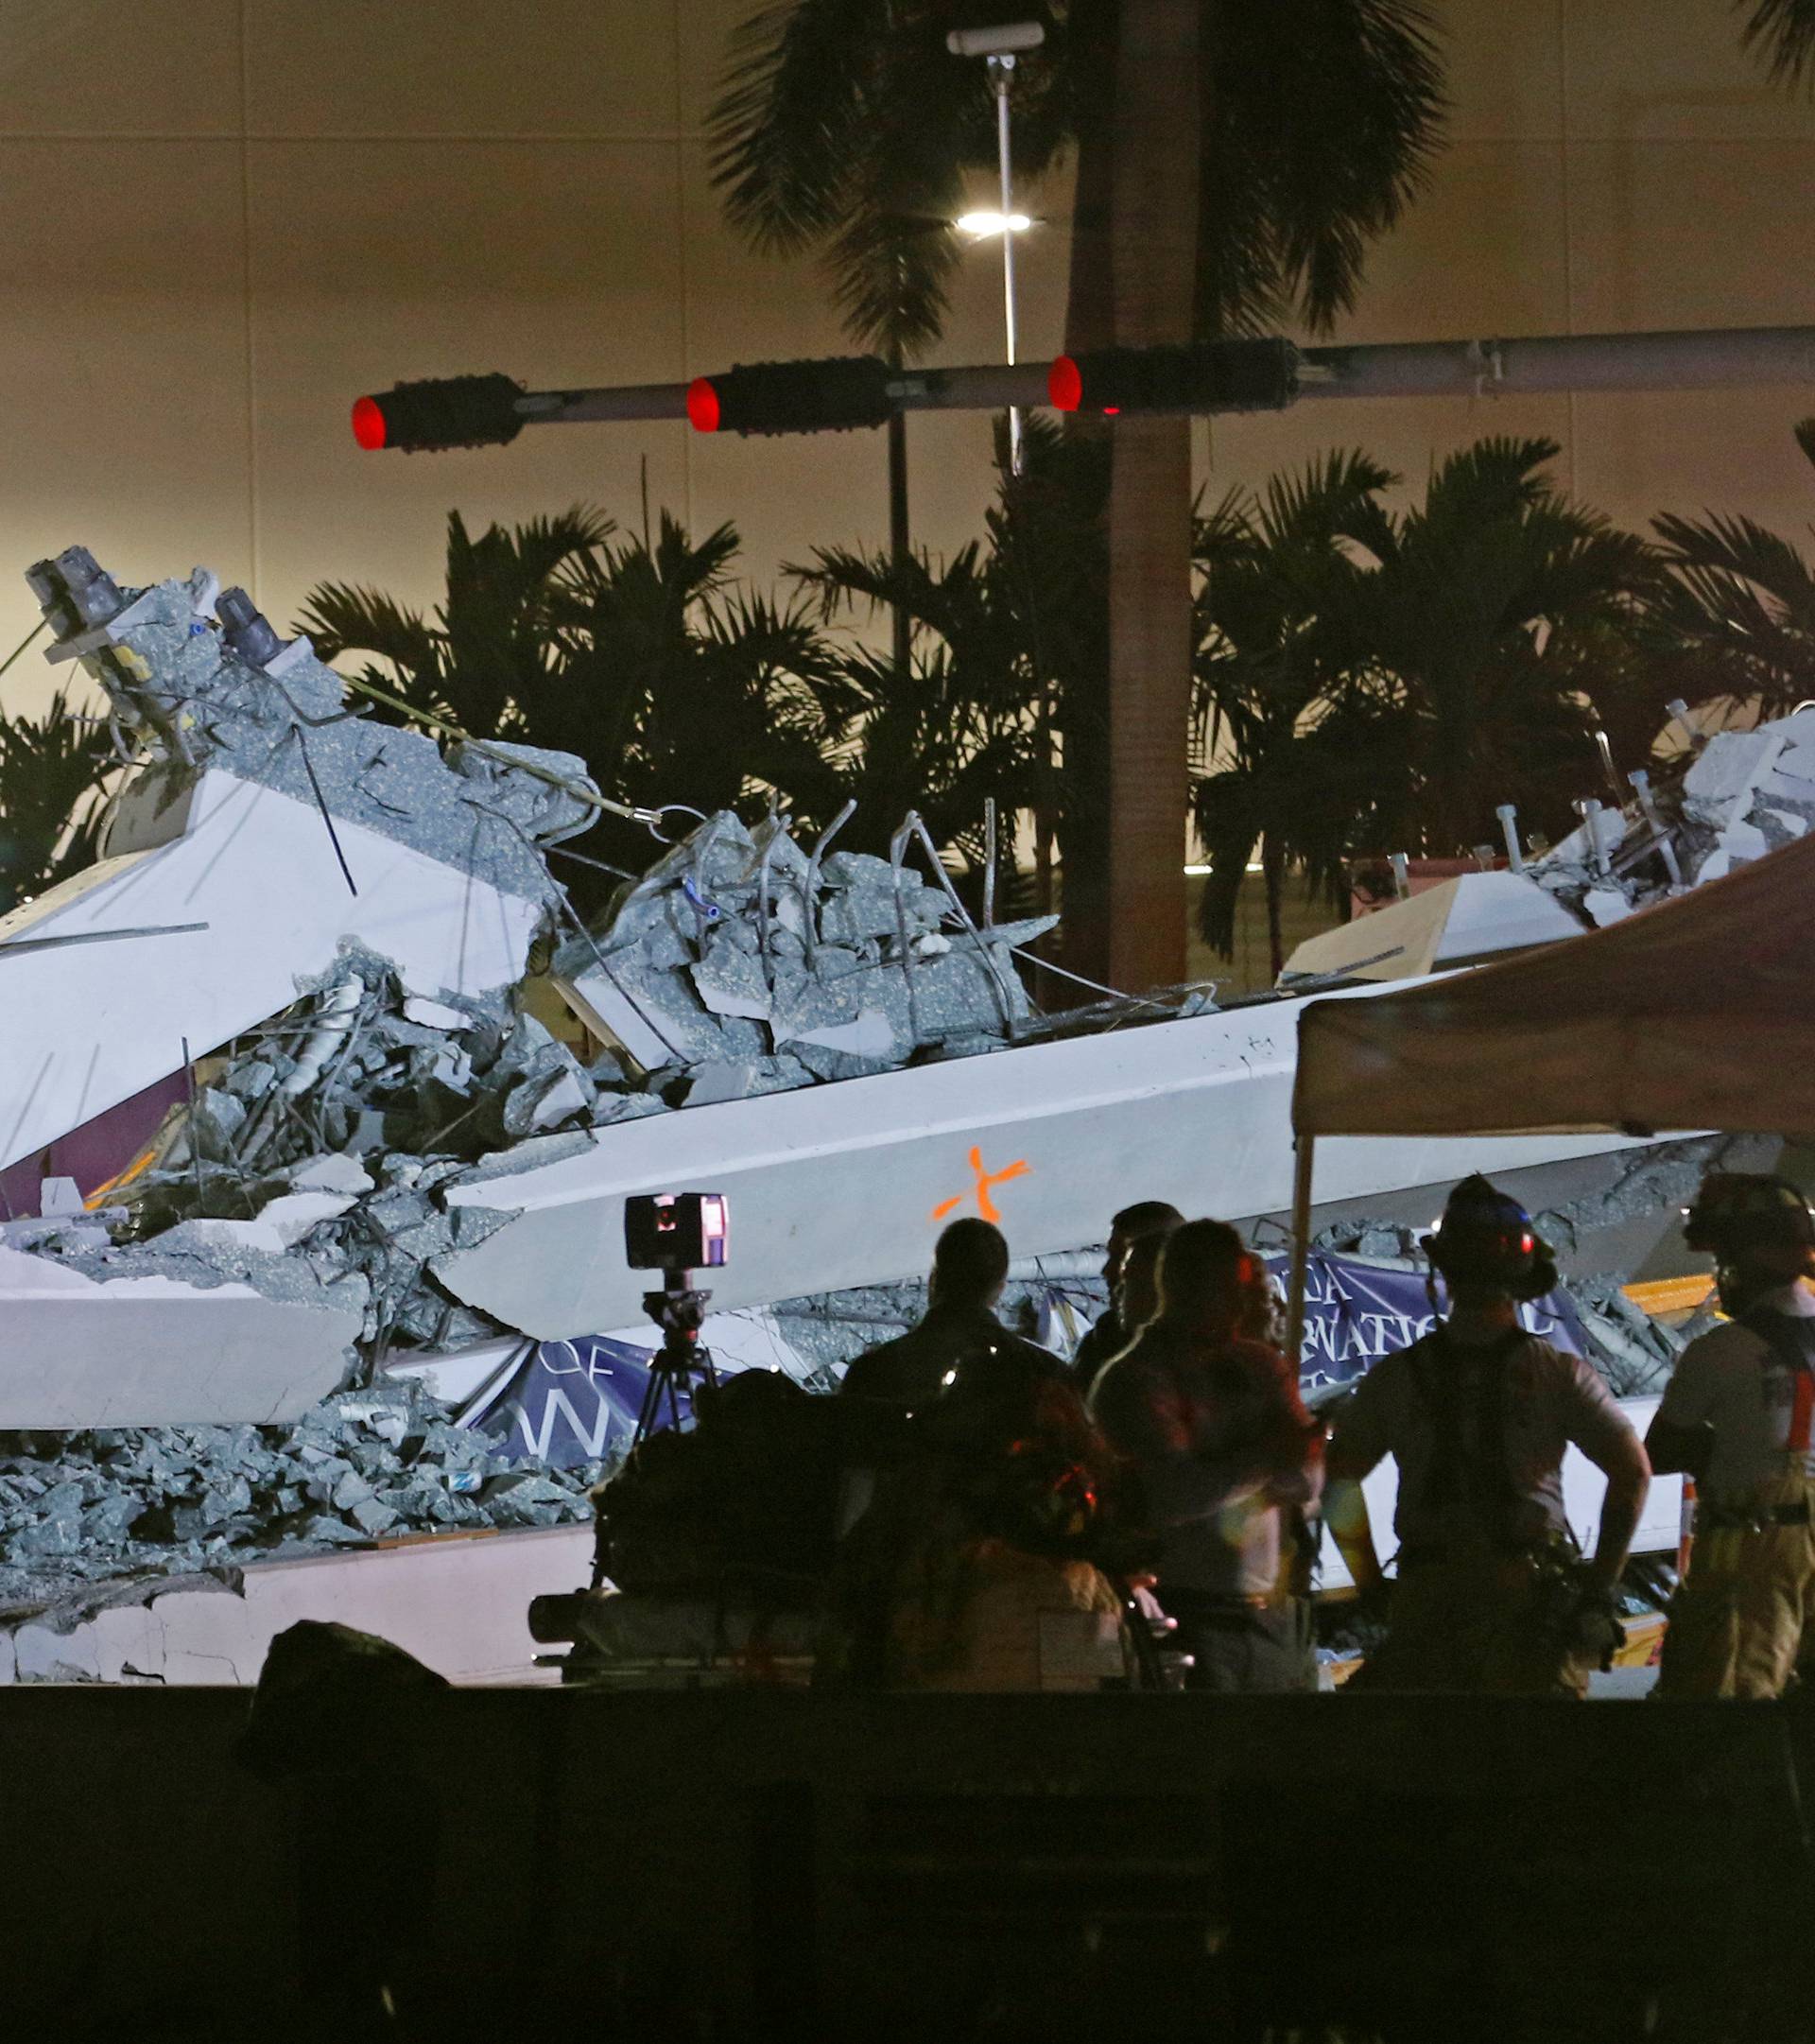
(1285, 1135, 1315, 1366)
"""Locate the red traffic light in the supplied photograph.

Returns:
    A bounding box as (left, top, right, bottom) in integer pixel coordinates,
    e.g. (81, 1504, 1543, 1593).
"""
(1045, 341, 1297, 419)
(685, 376, 721, 434)
(351, 395, 388, 451)
(683, 356, 891, 436)
(1048, 355, 1082, 412)
(344, 373, 525, 454)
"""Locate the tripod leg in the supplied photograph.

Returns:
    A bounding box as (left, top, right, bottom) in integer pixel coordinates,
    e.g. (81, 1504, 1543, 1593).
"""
(632, 1364, 666, 1449)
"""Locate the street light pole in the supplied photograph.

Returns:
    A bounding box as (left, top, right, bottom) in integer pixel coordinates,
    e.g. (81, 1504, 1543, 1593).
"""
(948, 22, 1045, 476)
(990, 55, 1024, 475)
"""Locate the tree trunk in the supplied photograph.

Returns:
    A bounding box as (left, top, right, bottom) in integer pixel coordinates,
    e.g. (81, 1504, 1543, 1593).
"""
(1051, 0, 1119, 989)
(1104, 0, 1200, 994)
(1262, 832, 1286, 983)
(887, 353, 911, 678)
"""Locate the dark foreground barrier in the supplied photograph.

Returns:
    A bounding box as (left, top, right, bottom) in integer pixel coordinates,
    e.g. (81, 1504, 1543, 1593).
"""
(0, 1686, 1807, 2041)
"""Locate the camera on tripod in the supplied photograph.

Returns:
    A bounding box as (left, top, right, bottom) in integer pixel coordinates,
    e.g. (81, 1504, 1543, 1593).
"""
(622, 1192, 730, 1450)
(624, 1191, 728, 1274)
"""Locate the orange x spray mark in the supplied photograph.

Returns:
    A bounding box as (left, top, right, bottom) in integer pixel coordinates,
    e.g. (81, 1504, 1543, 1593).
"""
(932, 1146, 1030, 1225)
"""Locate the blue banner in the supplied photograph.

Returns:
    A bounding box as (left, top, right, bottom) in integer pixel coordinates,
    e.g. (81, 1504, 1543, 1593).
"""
(472, 1333, 669, 1468)
(1265, 1252, 1586, 1394)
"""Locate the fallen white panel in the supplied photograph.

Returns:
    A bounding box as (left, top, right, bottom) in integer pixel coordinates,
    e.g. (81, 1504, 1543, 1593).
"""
(1284, 873, 1584, 984)
(0, 767, 541, 1172)
(3, 1522, 592, 1686)
(434, 986, 1646, 1342)
(0, 1245, 359, 1426)
(383, 1334, 529, 1408)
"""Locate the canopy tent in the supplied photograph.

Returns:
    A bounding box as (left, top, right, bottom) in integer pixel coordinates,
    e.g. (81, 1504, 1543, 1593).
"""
(1283, 828, 1815, 1351)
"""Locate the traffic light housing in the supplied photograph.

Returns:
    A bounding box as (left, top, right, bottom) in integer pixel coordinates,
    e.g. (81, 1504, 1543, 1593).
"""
(1047, 338, 1299, 417)
(351, 372, 526, 454)
(686, 355, 894, 437)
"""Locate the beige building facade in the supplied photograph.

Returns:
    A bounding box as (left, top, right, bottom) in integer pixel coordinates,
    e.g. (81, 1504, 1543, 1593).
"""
(0, 0, 1811, 755)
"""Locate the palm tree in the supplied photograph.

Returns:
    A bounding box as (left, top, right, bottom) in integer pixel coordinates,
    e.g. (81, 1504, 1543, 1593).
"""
(1650, 419, 1815, 719)
(710, 1, 1447, 992)
(789, 541, 1044, 886)
(298, 508, 858, 902)
(791, 412, 1107, 917)
(1191, 439, 1663, 976)
(1189, 450, 1406, 977)
(0, 688, 113, 917)
(1349, 438, 1663, 862)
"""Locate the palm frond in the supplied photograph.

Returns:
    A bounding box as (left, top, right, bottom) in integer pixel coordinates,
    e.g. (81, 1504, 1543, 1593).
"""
(1737, 0, 1815, 88)
(708, 0, 891, 252)
(295, 580, 441, 686)
(1201, 0, 1449, 334)
(0, 687, 114, 913)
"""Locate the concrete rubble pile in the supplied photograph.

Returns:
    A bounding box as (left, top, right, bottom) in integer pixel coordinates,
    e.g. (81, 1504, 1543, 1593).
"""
(0, 1384, 596, 1634)
(27, 804, 1059, 1371)
(1528, 704, 1815, 927)
(0, 546, 1078, 1628)
(551, 807, 1058, 1102)
(0, 542, 1772, 1667)
(0, 547, 1063, 1428)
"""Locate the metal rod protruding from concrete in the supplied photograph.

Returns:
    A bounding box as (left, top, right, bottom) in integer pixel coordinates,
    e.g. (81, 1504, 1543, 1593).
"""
(888, 816, 923, 1047)
(1593, 728, 1622, 805)
(1495, 803, 1525, 874)
(1389, 853, 1409, 900)
(1628, 770, 1685, 887)
(802, 798, 856, 965)
(982, 797, 998, 929)
(1576, 799, 1612, 877)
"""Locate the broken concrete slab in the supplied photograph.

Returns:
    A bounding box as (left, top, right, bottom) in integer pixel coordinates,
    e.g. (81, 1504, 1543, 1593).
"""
(287, 1154, 374, 1196)
(0, 547, 607, 1175)
(783, 1007, 896, 1060)
(0, 768, 545, 1173)
(0, 1244, 359, 1426)
(1582, 888, 1632, 928)
(1682, 728, 1787, 831)
(432, 984, 1648, 1342)
(0, 1521, 593, 1687)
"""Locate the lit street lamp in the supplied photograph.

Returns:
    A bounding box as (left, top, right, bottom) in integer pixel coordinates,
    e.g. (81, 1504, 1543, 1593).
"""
(955, 211, 1033, 238)
(947, 21, 1045, 474)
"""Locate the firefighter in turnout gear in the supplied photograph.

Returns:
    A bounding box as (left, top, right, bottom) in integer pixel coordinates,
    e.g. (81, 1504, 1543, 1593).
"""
(1325, 1176, 1651, 1694)
(1650, 1173, 1815, 1699)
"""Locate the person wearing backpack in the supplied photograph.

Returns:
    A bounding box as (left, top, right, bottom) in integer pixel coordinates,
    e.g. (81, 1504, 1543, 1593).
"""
(1649, 1174, 1815, 1699)
(1324, 1175, 1650, 1695)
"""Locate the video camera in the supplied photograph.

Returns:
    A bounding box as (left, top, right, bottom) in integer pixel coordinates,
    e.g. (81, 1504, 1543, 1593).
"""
(624, 1191, 729, 1274)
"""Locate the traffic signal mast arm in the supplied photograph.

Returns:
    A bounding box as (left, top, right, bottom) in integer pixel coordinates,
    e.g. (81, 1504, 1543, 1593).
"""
(352, 324, 1815, 451)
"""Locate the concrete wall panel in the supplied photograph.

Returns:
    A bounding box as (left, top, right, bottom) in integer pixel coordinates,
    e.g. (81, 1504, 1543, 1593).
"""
(0, 0, 242, 136)
(0, 136, 251, 677)
(245, 0, 682, 138)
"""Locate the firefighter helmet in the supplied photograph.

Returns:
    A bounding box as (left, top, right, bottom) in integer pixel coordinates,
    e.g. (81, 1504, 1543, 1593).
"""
(1420, 1174, 1559, 1302)
(1683, 1174, 1815, 1262)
